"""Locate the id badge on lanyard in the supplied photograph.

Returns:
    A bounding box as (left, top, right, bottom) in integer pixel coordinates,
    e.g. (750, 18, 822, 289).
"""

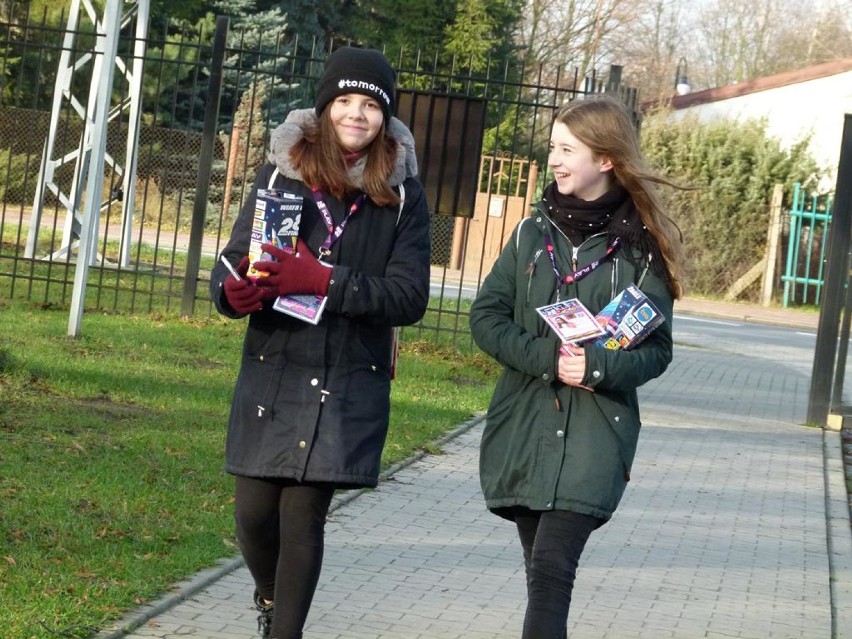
(311, 188, 365, 258)
(543, 233, 620, 293)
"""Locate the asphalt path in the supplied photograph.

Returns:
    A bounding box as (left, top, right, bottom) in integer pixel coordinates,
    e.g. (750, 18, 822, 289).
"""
(671, 312, 852, 408)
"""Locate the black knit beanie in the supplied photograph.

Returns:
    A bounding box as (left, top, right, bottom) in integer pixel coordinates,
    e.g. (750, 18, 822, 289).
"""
(314, 47, 396, 121)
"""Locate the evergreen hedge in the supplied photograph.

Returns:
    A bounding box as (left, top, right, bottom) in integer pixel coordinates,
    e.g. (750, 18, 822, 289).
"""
(640, 111, 825, 299)
(0, 148, 38, 206)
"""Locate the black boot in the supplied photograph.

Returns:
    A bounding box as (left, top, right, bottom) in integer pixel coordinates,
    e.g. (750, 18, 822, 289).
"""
(253, 590, 274, 639)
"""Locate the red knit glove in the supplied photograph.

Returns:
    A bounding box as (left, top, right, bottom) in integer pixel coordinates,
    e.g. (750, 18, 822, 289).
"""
(223, 257, 264, 314)
(252, 239, 332, 296)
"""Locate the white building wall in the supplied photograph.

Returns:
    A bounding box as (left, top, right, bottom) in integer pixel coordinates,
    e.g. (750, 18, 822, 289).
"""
(670, 71, 852, 183)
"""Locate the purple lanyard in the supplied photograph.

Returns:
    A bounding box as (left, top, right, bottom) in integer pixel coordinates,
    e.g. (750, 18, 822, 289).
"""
(310, 188, 366, 257)
(543, 234, 620, 286)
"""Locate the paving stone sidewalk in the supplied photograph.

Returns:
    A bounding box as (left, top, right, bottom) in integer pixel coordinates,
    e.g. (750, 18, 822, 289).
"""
(100, 337, 850, 639)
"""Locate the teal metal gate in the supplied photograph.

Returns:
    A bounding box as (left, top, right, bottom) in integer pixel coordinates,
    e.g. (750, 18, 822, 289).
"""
(782, 183, 833, 307)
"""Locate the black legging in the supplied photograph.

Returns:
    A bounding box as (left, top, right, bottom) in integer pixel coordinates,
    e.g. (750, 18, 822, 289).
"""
(234, 475, 335, 639)
(514, 509, 602, 639)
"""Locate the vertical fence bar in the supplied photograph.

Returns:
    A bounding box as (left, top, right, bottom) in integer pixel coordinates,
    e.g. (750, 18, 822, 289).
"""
(803, 193, 816, 302)
(181, 15, 228, 317)
(815, 194, 833, 302)
(782, 183, 801, 307)
(791, 187, 804, 304)
(119, 0, 149, 267)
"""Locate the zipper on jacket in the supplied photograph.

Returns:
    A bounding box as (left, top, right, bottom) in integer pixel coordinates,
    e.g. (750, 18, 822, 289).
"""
(610, 258, 619, 299)
(537, 210, 608, 299)
(548, 217, 606, 274)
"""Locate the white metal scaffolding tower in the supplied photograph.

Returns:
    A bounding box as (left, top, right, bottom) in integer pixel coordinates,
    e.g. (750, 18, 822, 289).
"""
(25, 0, 149, 271)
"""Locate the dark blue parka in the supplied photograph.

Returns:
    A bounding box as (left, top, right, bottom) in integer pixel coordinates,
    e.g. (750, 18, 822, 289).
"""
(210, 109, 431, 488)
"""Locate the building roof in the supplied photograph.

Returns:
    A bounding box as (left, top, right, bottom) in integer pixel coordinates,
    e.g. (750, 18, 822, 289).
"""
(644, 58, 852, 112)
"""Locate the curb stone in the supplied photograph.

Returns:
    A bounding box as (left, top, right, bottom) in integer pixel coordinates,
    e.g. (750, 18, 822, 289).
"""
(825, 429, 852, 639)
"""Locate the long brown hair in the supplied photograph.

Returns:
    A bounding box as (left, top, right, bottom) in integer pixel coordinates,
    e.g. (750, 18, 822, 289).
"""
(289, 109, 400, 207)
(553, 96, 685, 299)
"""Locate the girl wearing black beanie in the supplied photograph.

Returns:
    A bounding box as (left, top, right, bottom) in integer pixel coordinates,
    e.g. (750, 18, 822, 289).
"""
(211, 46, 430, 639)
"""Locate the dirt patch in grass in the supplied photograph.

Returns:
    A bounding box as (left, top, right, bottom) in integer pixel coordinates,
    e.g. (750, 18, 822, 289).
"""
(69, 395, 156, 420)
(448, 375, 487, 387)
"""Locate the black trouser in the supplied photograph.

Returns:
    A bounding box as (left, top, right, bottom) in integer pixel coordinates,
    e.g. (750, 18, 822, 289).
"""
(234, 475, 335, 639)
(514, 509, 602, 639)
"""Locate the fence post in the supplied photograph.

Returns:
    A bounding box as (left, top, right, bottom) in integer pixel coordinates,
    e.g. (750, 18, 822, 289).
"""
(181, 15, 229, 317)
(807, 113, 852, 426)
(221, 124, 242, 226)
(761, 184, 784, 306)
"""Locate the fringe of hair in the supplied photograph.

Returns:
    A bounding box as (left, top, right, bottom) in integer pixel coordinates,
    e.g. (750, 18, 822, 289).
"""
(289, 110, 400, 207)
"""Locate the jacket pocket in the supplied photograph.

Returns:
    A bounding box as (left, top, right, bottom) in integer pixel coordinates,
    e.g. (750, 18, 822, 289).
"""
(345, 324, 392, 376)
(591, 393, 641, 474)
(486, 368, 528, 423)
(243, 321, 285, 361)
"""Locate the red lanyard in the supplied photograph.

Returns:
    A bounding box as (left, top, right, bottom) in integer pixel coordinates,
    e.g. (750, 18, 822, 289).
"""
(310, 188, 366, 257)
(543, 234, 620, 286)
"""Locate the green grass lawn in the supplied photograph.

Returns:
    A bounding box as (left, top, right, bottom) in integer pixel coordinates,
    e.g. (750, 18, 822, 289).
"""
(0, 298, 499, 639)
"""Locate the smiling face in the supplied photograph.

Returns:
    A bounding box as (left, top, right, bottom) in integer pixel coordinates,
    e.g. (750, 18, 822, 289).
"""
(548, 121, 614, 201)
(328, 93, 385, 152)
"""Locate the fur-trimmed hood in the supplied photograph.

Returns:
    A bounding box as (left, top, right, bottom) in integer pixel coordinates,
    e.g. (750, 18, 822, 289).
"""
(267, 108, 419, 189)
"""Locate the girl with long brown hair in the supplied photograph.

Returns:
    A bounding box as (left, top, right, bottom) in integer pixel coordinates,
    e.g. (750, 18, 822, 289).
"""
(470, 94, 684, 638)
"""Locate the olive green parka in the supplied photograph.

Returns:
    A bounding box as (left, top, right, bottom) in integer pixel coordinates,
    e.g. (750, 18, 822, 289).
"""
(469, 200, 674, 523)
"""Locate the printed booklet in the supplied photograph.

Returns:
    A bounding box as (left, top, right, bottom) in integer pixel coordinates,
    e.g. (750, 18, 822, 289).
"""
(537, 285, 665, 349)
(591, 284, 665, 350)
(247, 189, 303, 279)
(272, 293, 328, 325)
(245, 188, 329, 324)
(536, 298, 606, 344)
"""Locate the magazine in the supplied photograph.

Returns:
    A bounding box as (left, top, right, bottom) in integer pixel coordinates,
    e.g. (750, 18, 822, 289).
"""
(243, 188, 328, 324)
(247, 189, 303, 279)
(591, 284, 665, 350)
(272, 293, 328, 325)
(536, 298, 606, 344)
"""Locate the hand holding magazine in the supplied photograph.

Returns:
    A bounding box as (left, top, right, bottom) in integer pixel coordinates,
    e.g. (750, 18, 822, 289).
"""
(247, 188, 330, 325)
(247, 189, 303, 279)
(535, 298, 605, 344)
(537, 285, 664, 350)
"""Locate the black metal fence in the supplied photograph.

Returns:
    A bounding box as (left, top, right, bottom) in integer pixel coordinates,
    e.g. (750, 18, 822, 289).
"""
(0, 8, 638, 347)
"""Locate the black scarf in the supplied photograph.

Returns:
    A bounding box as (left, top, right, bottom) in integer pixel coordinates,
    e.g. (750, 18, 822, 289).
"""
(541, 181, 666, 278)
